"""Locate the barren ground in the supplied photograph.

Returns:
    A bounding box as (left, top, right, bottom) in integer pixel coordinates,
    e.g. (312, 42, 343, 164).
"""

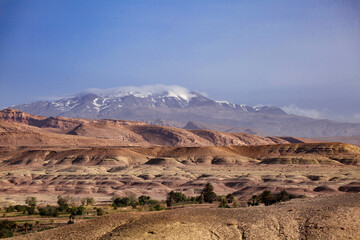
(9, 193, 360, 240)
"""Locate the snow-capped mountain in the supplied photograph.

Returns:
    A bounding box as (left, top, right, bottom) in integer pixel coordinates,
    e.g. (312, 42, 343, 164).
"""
(8, 85, 360, 137)
(11, 85, 285, 118)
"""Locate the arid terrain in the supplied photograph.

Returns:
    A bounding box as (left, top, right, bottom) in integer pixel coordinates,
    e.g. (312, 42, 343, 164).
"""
(0, 108, 318, 147)
(10, 194, 360, 240)
(0, 109, 359, 239)
(0, 142, 360, 206)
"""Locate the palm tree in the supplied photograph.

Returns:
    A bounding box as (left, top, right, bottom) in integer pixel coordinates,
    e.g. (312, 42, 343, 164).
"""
(260, 191, 274, 206)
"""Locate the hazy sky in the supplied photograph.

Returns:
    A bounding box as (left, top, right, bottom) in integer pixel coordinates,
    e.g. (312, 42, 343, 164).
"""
(1, 0, 359, 122)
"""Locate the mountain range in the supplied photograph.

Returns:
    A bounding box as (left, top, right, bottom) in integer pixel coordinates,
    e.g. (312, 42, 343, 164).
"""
(8, 85, 360, 138)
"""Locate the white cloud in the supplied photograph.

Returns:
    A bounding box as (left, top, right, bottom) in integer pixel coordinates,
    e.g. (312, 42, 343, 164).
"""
(37, 84, 201, 102)
(282, 104, 360, 123)
(281, 104, 328, 119)
(79, 84, 197, 101)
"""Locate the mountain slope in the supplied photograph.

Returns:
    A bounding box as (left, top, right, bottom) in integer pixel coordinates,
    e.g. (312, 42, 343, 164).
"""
(0, 109, 309, 147)
(8, 85, 360, 137)
(315, 135, 360, 146)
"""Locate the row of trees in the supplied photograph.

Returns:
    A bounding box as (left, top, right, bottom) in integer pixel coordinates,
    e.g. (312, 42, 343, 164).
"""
(5, 196, 95, 225)
(247, 190, 296, 206)
(166, 183, 218, 207)
(112, 194, 164, 211)
(5, 197, 37, 215)
(165, 183, 238, 208)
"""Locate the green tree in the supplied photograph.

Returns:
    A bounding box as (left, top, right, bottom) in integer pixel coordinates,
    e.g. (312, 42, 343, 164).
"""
(25, 197, 37, 208)
(138, 195, 150, 206)
(201, 183, 217, 203)
(69, 206, 86, 216)
(248, 195, 260, 206)
(166, 191, 187, 207)
(197, 194, 204, 204)
(259, 191, 275, 206)
(38, 205, 59, 217)
(112, 197, 131, 208)
(24, 197, 37, 215)
(276, 190, 294, 202)
(57, 196, 70, 212)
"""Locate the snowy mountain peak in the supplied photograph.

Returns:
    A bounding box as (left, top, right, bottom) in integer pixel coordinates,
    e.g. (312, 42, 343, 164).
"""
(9, 84, 286, 119)
(78, 85, 197, 102)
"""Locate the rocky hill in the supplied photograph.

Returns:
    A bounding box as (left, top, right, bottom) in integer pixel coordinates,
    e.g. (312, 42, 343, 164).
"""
(0, 109, 313, 147)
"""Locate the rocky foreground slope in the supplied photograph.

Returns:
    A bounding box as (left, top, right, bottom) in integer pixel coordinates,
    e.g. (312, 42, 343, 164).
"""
(11, 194, 360, 240)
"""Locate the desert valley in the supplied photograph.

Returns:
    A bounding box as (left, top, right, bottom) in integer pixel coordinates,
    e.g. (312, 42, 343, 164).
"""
(0, 107, 359, 239)
(1, 1, 360, 238)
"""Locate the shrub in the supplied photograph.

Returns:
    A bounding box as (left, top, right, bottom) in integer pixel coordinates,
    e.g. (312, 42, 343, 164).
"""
(14, 205, 27, 212)
(8, 205, 35, 215)
(232, 198, 239, 208)
(5, 206, 15, 213)
(130, 202, 138, 209)
(96, 208, 105, 216)
(218, 197, 230, 208)
(149, 202, 164, 211)
(189, 196, 197, 203)
(112, 197, 131, 208)
(86, 197, 95, 206)
(0, 220, 16, 238)
(69, 206, 86, 216)
(225, 194, 234, 203)
(138, 195, 150, 205)
(67, 215, 75, 224)
(38, 205, 59, 217)
(23, 222, 33, 233)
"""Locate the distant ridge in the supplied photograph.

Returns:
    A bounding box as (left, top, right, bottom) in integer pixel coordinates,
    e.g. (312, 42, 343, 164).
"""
(7, 85, 360, 137)
(0, 108, 317, 147)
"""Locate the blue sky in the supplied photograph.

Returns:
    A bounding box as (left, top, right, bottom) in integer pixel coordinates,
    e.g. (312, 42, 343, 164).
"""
(0, 0, 359, 122)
